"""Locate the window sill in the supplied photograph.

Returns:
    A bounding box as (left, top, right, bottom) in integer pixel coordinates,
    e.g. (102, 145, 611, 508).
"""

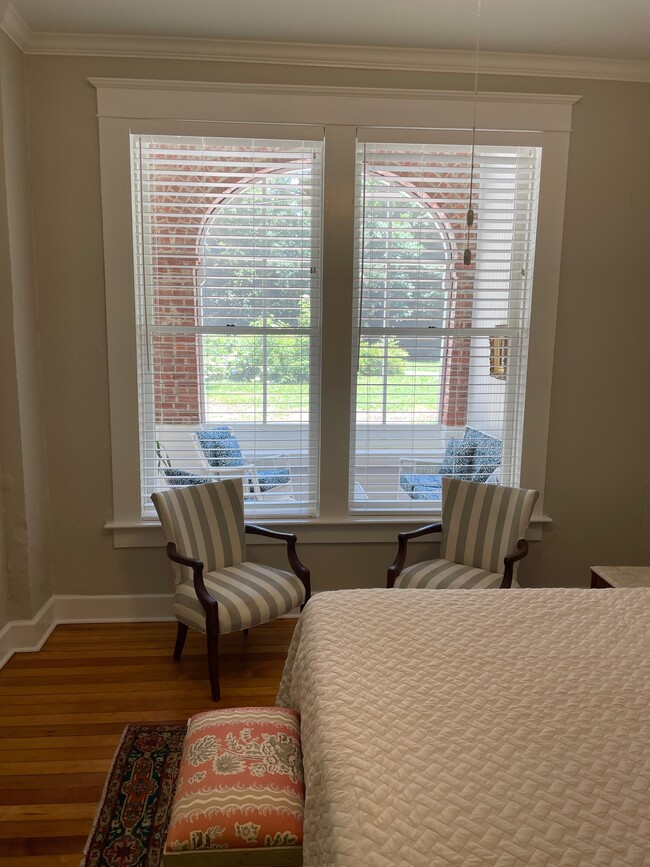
(105, 514, 550, 548)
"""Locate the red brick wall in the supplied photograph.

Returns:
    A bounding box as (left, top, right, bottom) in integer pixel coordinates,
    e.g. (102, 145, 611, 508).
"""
(373, 159, 477, 427)
(148, 147, 475, 428)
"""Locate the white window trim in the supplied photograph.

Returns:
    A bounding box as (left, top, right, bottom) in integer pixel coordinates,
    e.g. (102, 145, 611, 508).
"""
(94, 79, 577, 547)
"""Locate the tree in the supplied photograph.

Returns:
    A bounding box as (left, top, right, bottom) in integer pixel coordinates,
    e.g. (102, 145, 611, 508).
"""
(358, 338, 409, 376)
(203, 315, 309, 385)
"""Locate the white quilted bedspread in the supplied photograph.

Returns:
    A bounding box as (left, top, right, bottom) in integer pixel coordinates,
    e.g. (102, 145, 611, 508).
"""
(276, 588, 650, 866)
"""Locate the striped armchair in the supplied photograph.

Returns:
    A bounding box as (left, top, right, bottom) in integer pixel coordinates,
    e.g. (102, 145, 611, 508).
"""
(151, 478, 310, 700)
(387, 477, 539, 590)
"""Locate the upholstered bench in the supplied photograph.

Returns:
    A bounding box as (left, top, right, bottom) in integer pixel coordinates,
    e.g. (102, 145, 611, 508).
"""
(163, 707, 304, 866)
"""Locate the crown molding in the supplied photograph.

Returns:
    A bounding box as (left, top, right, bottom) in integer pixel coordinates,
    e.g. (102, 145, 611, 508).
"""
(0, 1, 31, 49)
(2, 4, 650, 84)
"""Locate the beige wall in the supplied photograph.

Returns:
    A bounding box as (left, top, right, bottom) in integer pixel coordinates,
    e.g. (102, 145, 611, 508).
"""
(11, 51, 650, 602)
(0, 32, 51, 627)
(0, 38, 11, 629)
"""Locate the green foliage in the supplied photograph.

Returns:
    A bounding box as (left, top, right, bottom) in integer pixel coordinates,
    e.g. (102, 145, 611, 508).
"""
(201, 175, 314, 328)
(358, 338, 409, 376)
(200, 173, 449, 388)
(155, 441, 171, 469)
(203, 316, 309, 385)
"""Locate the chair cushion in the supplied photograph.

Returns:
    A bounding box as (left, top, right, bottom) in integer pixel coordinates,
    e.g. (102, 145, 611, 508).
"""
(439, 437, 476, 480)
(197, 426, 246, 469)
(174, 563, 306, 634)
(163, 468, 215, 486)
(472, 462, 501, 484)
(257, 468, 291, 492)
(395, 558, 515, 589)
(399, 473, 443, 501)
(165, 707, 304, 855)
(463, 427, 502, 482)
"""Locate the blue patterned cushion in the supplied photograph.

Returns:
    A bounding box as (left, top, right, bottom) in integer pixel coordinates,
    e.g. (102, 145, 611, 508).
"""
(464, 427, 502, 483)
(399, 473, 443, 501)
(439, 438, 475, 480)
(257, 468, 291, 492)
(196, 427, 246, 469)
(410, 478, 443, 500)
(164, 468, 215, 486)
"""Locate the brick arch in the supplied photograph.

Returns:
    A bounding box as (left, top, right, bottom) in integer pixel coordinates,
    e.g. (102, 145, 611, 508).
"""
(150, 145, 308, 424)
(362, 160, 477, 427)
(150, 144, 476, 429)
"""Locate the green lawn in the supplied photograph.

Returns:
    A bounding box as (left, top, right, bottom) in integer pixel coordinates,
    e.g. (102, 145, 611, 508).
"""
(205, 364, 440, 420)
(356, 368, 440, 414)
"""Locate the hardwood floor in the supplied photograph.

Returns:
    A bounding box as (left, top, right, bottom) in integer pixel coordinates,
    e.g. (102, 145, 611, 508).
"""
(0, 618, 297, 865)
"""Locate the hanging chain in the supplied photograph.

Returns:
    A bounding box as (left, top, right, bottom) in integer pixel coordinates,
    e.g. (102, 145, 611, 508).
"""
(464, 0, 482, 266)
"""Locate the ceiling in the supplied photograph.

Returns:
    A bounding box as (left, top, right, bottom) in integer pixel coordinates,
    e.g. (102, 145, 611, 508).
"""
(5, 0, 650, 63)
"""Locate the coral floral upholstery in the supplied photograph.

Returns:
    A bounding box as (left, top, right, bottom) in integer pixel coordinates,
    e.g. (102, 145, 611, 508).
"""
(165, 707, 304, 856)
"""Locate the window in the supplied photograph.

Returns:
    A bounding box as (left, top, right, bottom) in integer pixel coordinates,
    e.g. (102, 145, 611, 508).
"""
(351, 140, 541, 512)
(131, 134, 323, 518)
(95, 82, 574, 541)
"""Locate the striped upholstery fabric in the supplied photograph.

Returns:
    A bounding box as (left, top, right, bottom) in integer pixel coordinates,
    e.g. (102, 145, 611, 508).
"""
(174, 562, 306, 634)
(152, 478, 305, 634)
(440, 477, 539, 574)
(151, 478, 246, 586)
(395, 558, 520, 590)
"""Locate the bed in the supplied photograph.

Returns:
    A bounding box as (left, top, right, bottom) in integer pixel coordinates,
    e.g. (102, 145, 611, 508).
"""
(276, 588, 650, 866)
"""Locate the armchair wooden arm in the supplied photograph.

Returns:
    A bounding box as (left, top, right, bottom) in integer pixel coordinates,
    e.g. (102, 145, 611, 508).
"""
(245, 524, 311, 601)
(387, 521, 443, 588)
(500, 538, 529, 588)
(166, 542, 220, 615)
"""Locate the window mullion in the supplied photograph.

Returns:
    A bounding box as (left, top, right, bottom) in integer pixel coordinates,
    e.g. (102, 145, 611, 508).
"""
(319, 125, 358, 518)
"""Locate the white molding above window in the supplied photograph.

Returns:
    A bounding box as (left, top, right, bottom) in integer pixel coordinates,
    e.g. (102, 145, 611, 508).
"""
(0, 5, 647, 83)
(91, 78, 581, 102)
(90, 79, 578, 132)
(96, 81, 574, 545)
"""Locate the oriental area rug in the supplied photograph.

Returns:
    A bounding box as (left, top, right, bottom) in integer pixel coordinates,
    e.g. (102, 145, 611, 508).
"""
(81, 723, 187, 867)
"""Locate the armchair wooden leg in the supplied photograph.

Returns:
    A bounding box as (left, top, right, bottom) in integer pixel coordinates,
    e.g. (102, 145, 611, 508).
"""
(173, 622, 188, 660)
(206, 623, 221, 702)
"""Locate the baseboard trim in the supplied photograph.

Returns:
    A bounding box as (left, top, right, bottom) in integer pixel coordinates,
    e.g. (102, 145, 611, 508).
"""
(0, 597, 58, 669)
(0, 593, 300, 669)
(54, 593, 175, 624)
(0, 594, 175, 669)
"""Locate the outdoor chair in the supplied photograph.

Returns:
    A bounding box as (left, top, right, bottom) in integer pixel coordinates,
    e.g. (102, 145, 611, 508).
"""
(387, 476, 539, 590)
(151, 477, 310, 700)
(399, 426, 502, 501)
(194, 425, 293, 500)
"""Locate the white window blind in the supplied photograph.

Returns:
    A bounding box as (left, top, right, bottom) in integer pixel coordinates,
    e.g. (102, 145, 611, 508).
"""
(130, 133, 323, 518)
(350, 140, 542, 512)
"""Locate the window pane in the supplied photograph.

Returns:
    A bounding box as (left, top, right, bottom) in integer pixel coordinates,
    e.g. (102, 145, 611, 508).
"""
(201, 173, 317, 328)
(356, 337, 441, 425)
(203, 333, 314, 424)
(132, 134, 323, 518)
(350, 141, 541, 512)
